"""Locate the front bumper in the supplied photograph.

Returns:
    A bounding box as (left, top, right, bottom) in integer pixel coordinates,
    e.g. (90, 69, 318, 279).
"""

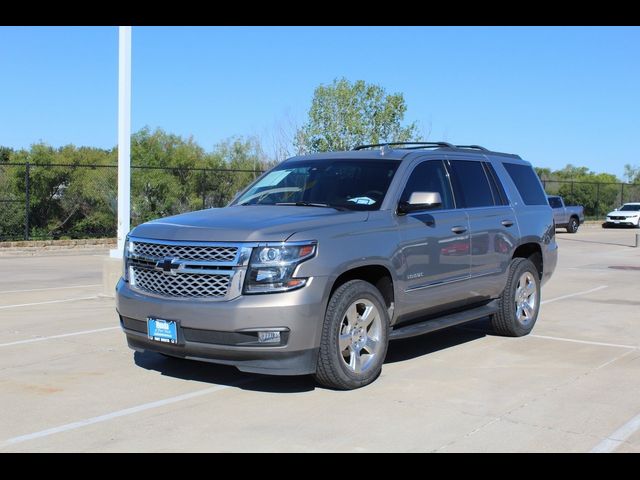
(115, 276, 330, 375)
(605, 217, 639, 227)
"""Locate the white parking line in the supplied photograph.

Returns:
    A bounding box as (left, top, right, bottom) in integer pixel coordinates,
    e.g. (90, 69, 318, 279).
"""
(540, 285, 608, 305)
(0, 284, 101, 294)
(0, 326, 120, 347)
(590, 412, 640, 453)
(529, 335, 638, 350)
(2, 383, 246, 447)
(0, 296, 98, 310)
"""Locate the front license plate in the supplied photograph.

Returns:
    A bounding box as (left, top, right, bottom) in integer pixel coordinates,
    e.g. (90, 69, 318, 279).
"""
(147, 318, 178, 344)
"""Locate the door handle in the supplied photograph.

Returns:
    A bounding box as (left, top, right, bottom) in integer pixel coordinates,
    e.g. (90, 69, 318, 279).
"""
(501, 220, 514, 227)
(451, 226, 467, 234)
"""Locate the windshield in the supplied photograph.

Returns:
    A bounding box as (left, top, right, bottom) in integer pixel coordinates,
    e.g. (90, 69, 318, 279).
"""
(620, 204, 640, 211)
(231, 159, 400, 211)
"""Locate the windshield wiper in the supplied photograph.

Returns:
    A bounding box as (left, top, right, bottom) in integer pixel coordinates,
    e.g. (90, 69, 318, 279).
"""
(275, 202, 347, 211)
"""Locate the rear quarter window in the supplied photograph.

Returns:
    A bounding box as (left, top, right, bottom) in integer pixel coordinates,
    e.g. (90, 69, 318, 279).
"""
(503, 163, 548, 206)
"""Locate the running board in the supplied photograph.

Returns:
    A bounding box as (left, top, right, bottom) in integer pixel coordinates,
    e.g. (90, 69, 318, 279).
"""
(389, 302, 498, 340)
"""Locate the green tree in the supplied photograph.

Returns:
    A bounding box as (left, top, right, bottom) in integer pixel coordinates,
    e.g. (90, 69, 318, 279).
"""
(0, 148, 23, 239)
(295, 78, 420, 153)
(130, 127, 207, 224)
(203, 136, 269, 208)
(534, 167, 552, 182)
(0, 146, 13, 163)
(624, 164, 640, 183)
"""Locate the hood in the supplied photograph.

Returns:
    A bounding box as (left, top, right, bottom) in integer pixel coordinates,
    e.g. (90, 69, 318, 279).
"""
(607, 210, 639, 217)
(130, 205, 369, 242)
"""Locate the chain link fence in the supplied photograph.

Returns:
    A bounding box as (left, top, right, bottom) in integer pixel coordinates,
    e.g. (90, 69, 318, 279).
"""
(2, 163, 639, 241)
(542, 179, 640, 219)
(0, 163, 263, 241)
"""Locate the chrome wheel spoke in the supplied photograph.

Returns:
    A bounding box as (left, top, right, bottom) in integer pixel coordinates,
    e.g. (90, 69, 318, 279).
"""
(363, 337, 379, 355)
(339, 333, 351, 352)
(345, 304, 359, 327)
(349, 349, 363, 373)
(523, 301, 534, 318)
(359, 305, 375, 328)
(523, 281, 536, 297)
(516, 304, 524, 319)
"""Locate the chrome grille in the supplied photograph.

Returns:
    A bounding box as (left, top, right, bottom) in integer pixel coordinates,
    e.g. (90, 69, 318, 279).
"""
(132, 241, 237, 262)
(131, 267, 230, 298)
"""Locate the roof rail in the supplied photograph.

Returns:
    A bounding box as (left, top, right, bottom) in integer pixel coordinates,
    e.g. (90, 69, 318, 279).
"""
(455, 144, 489, 152)
(353, 142, 455, 151)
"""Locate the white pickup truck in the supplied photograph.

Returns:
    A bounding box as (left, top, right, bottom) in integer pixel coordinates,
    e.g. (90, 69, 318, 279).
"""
(547, 195, 585, 233)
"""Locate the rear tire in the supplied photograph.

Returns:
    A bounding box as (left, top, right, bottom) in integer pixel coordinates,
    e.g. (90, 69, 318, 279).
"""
(492, 258, 541, 337)
(566, 217, 579, 233)
(315, 280, 390, 390)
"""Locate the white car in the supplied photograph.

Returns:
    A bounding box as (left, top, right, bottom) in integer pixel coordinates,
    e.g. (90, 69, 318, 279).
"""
(604, 202, 640, 228)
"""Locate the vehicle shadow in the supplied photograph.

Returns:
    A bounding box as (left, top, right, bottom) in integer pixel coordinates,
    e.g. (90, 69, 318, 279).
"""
(134, 317, 496, 392)
(384, 317, 493, 364)
(134, 351, 317, 393)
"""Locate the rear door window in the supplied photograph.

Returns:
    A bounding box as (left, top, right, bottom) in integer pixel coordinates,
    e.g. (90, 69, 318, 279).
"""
(483, 162, 509, 206)
(447, 160, 495, 208)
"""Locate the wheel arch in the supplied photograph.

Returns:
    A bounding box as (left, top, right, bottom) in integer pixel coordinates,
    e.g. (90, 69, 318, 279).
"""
(512, 242, 543, 279)
(328, 264, 395, 320)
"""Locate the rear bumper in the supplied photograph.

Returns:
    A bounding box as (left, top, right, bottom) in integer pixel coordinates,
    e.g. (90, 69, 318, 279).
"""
(115, 276, 329, 375)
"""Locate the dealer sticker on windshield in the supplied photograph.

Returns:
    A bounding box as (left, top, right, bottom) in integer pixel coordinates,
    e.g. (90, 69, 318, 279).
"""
(147, 318, 178, 344)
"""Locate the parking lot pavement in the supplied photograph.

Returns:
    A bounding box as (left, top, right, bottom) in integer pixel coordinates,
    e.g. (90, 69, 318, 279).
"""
(0, 228, 639, 452)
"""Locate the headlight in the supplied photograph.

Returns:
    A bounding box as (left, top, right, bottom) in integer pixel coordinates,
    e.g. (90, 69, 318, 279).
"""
(244, 242, 316, 294)
(123, 235, 133, 282)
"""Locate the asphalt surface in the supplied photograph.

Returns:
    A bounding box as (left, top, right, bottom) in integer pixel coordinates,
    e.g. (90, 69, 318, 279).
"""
(1, 226, 639, 452)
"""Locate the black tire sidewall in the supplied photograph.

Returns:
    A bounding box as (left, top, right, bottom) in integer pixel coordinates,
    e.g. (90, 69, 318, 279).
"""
(494, 258, 541, 337)
(318, 280, 390, 389)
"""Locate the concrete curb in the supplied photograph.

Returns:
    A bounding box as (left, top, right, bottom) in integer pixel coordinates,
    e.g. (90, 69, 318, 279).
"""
(0, 238, 116, 257)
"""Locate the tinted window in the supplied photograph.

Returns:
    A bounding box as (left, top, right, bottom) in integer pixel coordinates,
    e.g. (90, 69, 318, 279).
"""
(400, 160, 454, 210)
(484, 162, 509, 206)
(548, 196, 562, 208)
(503, 163, 548, 205)
(448, 160, 495, 208)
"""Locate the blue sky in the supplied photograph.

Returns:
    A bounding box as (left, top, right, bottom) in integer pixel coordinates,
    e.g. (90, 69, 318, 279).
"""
(1, 26, 638, 179)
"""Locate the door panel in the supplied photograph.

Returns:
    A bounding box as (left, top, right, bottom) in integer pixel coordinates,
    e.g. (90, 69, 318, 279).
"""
(397, 210, 471, 317)
(465, 206, 518, 301)
(393, 158, 471, 321)
(446, 158, 516, 302)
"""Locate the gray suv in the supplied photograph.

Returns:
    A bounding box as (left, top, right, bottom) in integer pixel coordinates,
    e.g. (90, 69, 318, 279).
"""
(116, 142, 558, 389)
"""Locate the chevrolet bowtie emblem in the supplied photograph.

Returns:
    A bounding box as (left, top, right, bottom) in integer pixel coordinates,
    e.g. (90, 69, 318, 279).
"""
(155, 257, 181, 275)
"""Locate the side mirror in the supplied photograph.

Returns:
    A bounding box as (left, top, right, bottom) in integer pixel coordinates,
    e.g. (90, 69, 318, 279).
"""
(398, 191, 442, 215)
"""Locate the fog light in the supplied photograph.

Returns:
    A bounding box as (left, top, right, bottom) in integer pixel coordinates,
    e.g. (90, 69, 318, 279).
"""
(258, 331, 281, 344)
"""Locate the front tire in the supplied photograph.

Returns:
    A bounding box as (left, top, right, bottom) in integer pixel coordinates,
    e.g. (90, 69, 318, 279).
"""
(566, 217, 579, 233)
(492, 258, 541, 337)
(315, 280, 390, 390)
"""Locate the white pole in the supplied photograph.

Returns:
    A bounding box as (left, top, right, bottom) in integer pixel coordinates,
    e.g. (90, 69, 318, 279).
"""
(111, 26, 132, 258)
